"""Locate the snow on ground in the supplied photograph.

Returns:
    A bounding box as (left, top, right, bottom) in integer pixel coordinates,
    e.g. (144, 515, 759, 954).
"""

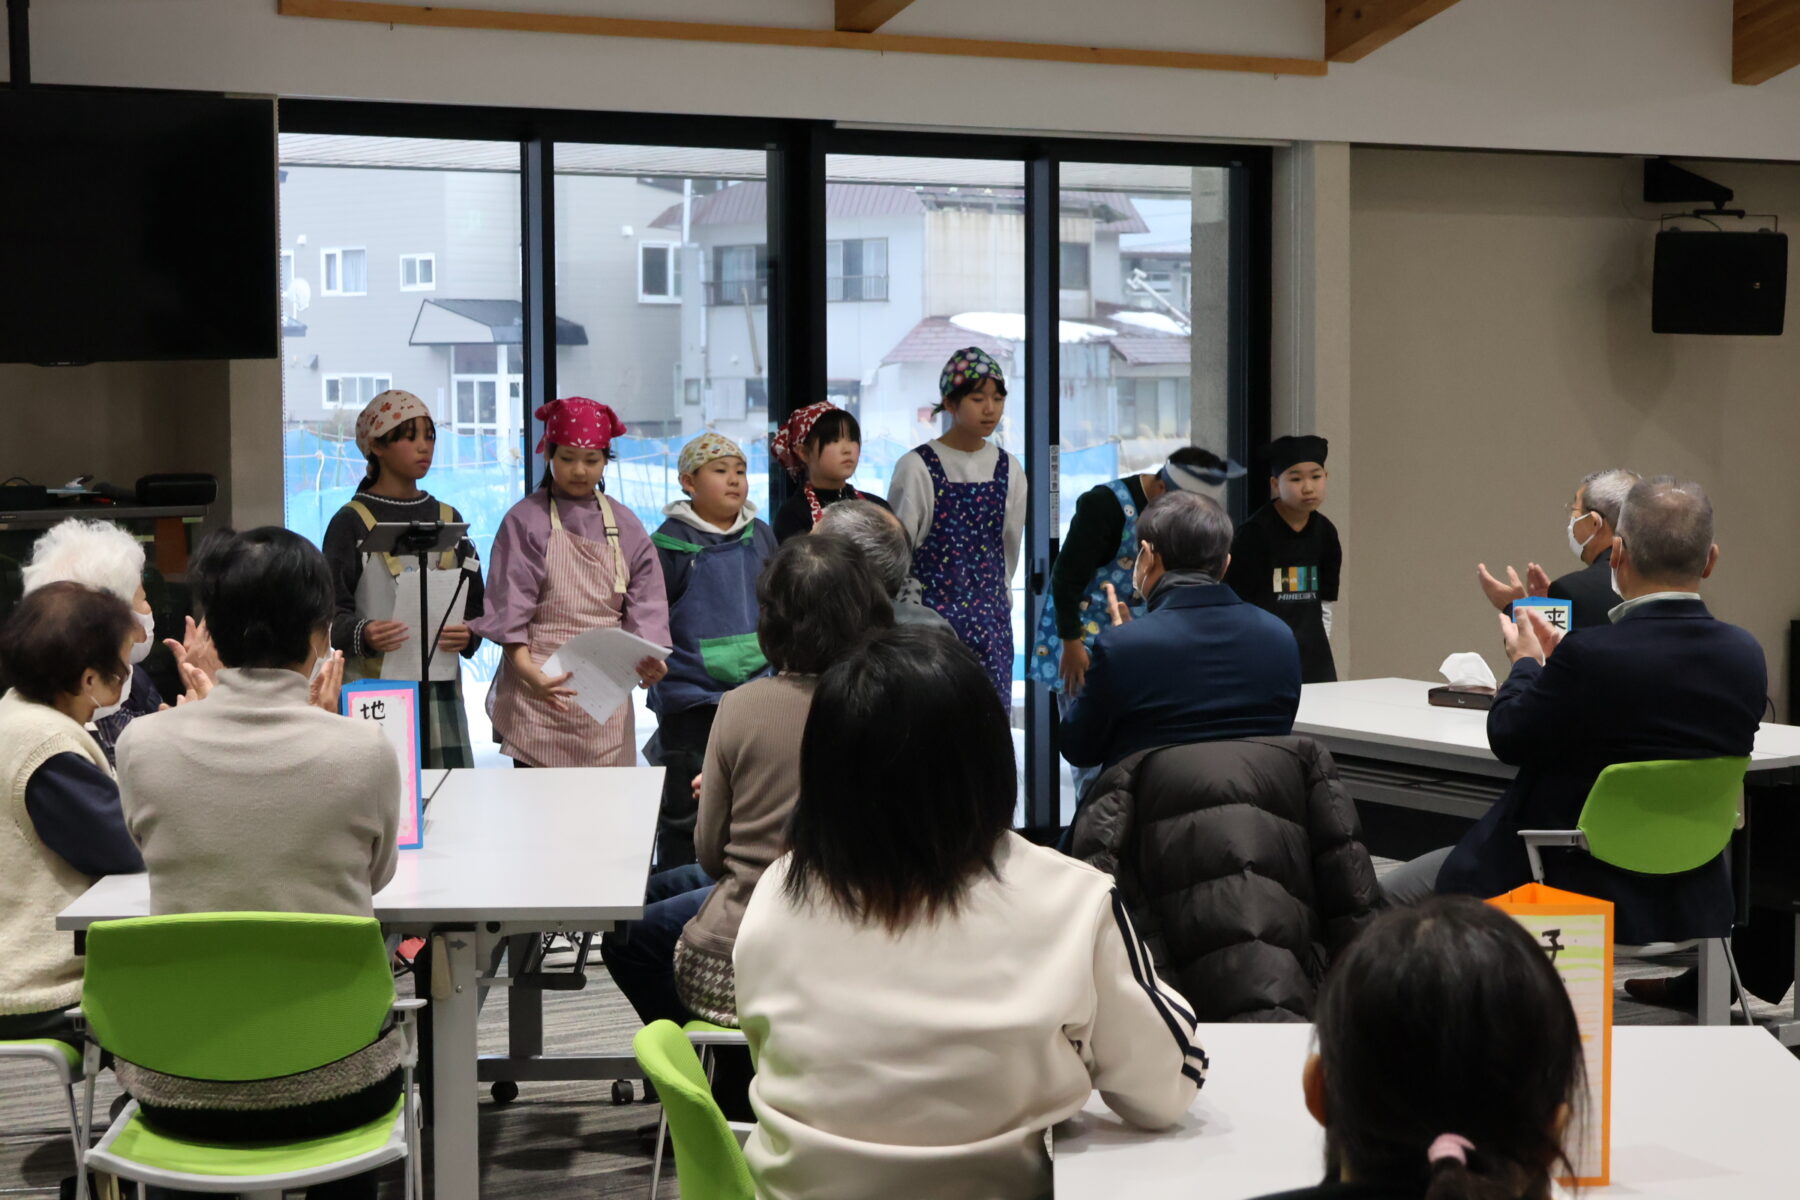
(948, 312, 1116, 344)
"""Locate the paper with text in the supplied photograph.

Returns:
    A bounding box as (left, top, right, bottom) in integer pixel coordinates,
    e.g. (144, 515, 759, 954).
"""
(340, 680, 424, 850)
(380, 568, 469, 683)
(544, 628, 672, 728)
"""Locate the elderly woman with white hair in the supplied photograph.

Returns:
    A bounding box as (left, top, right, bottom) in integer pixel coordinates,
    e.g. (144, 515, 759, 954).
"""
(20, 519, 163, 764)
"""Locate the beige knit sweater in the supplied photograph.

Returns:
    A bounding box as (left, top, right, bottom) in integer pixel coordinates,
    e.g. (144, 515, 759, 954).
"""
(0, 690, 115, 1016)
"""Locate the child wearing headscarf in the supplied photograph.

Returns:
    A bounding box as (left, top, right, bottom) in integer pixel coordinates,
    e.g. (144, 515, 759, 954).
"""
(769, 401, 891, 543)
(1224, 435, 1341, 683)
(470, 397, 669, 768)
(887, 347, 1028, 707)
(322, 389, 486, 767)
(646, 432, 778, 868)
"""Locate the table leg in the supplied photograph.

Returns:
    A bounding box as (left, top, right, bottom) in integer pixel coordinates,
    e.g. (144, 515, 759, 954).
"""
(1698, 939, 1730, 1027)
(506, 935, 544, 1058)
(430, 932, 481, 1200)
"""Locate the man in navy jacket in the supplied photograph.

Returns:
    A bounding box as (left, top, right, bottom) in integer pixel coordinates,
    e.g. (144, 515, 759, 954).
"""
(1390, 477, 1767, 950)
(1059, 492, 1301, 784)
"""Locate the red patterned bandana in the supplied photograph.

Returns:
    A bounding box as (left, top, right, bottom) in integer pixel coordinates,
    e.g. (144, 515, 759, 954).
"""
(536, 397, 627, 455)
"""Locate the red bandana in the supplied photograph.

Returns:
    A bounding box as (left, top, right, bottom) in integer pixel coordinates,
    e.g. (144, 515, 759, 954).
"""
(535, 397, 627, 455)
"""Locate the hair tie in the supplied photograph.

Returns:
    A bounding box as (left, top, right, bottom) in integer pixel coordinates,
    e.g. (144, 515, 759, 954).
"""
(1427, 1134, 1474, 1167)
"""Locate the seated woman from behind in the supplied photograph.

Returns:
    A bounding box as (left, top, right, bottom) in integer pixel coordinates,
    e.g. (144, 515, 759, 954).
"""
(733, 626, 1204, 1200)
(0, 582, 144, 1050)
(1254, 895, 1584, 1200)
(113, 527, 400, 1168)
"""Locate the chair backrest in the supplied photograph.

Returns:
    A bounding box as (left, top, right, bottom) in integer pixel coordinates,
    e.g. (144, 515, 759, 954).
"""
(633, 1021, 755, 1200)
(82, 912, 394, 1082)
(1576, 757, 1751, 876)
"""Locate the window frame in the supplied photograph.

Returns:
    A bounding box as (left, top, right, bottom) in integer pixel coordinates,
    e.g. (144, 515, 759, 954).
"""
(319, 247, 369, 296)
(825, 236, 889, 303)
(399, 252, 437, 291)
(637, 240, 681, 303)
(321, 372, 393, 410)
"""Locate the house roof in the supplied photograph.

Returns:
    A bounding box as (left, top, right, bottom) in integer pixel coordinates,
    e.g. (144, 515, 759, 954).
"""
(880, 317, 1014, 366)
(652, 182, 1147, 232)
(881, 309, 1192, 368)
(410, 298, 589, 347)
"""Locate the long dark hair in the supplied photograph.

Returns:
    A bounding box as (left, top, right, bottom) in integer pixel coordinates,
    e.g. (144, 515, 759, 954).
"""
(536, 443, 613, 492)
(756, 533, 892, 674)
(784, 626, 1014, 931)
(1313, 896, 1585, 1200)
(357, 416, 435, 492)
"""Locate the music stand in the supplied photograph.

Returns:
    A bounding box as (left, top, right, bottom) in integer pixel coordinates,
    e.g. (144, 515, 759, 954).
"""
(356, 520, 469, 766)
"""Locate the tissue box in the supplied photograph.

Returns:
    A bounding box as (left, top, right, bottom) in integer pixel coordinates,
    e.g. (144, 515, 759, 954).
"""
(1428, 685, 1495, 711)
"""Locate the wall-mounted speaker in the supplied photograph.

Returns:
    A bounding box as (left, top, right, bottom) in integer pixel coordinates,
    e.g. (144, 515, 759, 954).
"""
(1652, 229, 1787, 336)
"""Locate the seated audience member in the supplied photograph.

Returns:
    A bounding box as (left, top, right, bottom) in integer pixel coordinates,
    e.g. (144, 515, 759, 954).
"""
(21, 519, 164, 764)
(1383, 479, 1766, 955)
(602, 533, 894, 1031)
(1252, 895, 1584, 1200)
(1070, 734, 1379, 1021)
(1477, 468, 1639, 631)
(0, 582, 144, 1050)
(113, 527, 398, 1179)
(812, 498, 952, 631)
(734, 627, 1203, 1200)
(1059, 491, 1301, 782)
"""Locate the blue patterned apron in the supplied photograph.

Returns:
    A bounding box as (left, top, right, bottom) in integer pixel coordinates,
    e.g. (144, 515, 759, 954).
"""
(1027, 478, 1145, 690)
(911, 444, 1013, 705)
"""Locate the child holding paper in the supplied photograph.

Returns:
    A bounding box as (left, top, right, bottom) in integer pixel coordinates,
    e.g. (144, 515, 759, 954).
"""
(769, 401, 890, 542)
(1252, 895, 1584, 1200)
(322, 390, 486, 768)
(1225, 435, 1342, 684)
(472, 398, 669, 768)
(648, 432, 778, 868)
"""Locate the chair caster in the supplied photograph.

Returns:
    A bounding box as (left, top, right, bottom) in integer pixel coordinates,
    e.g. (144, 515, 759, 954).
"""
(490, 1080, 519, 1105)
(611, 1079, 634, 1105)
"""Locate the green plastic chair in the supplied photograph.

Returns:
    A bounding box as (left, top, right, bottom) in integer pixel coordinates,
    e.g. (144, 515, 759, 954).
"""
(1519, 755, 1753, 1025)
(634, 1020, 754, 1200)
(0, 1035, 86, 1200)
(75, 912, 424, 1199)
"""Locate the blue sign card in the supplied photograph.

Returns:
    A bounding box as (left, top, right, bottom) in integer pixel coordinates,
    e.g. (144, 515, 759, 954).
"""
(340, 679, 424, 850)
(1512, 596, 1575, 633)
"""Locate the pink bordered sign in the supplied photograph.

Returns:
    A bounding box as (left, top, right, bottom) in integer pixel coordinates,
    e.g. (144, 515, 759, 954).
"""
(340, 679, 424, 850)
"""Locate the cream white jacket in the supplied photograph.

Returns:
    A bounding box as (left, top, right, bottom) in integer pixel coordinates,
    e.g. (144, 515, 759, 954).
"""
(733, 832, 1204, 1200)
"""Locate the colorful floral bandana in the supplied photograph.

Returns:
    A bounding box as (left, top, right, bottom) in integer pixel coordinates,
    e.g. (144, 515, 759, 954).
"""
(939, 347, 1007, 400)
(535, 397, 628, 455)
(771, 401, 840, 478)
(355, 390, 432, 456)
(678, 431, 747, 477)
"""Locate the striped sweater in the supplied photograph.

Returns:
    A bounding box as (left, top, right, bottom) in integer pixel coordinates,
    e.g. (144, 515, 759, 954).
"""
(733, 832, 1204, 1200)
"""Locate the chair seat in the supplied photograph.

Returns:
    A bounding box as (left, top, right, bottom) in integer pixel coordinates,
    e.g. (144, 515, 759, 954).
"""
(1615, 940, 1698, 958)
(0, 1038, 81, 1076)
(87, 1098, 407, 1187)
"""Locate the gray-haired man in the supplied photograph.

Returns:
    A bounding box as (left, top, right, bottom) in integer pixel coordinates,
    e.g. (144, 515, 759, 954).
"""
(1477, 467, 1640, 630)
(813, 500, 953, 633)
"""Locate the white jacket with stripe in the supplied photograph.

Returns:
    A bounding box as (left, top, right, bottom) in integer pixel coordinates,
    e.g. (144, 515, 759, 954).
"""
(733, 832, 1204, 1200)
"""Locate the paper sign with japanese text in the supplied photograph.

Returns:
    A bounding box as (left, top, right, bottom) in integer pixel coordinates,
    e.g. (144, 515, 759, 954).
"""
(340, 679, 423, 850)
(1512, 596, 1575, 633)
(1488, 883, 1612, 1187)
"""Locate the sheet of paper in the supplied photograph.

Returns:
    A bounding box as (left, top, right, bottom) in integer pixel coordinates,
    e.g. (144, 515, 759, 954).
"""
(544, 627, 672, 729)
(340, 680, 423, 850)
(380, 568, 470, 683)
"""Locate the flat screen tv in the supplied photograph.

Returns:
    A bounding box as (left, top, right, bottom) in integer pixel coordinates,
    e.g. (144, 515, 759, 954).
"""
(0, 88, 277, 364)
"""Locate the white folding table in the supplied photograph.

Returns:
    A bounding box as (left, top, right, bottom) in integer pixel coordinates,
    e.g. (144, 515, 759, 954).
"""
(1293, 678, 1800, 1035)
(57, 765, 662, 1200)
(1053, 1023, 1800, 1200)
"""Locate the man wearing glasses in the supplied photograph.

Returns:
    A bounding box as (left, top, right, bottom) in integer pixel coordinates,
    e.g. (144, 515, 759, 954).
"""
(1477, 468, 1640, 630)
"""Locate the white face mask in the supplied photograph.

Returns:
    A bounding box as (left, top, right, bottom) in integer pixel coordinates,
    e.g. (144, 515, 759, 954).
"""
(90, 670, 129, 723)
(1567, 512, 1598, 561)
(128, 610, 155, 664)
(1131, 543, 1151, 600)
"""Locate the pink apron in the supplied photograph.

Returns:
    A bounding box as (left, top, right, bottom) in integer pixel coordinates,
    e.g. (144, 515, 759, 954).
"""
(489, 494, 634, 767)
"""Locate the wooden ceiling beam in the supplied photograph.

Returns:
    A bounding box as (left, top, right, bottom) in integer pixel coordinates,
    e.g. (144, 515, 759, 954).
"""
(835, 0, 915, 34)
(1734, 0, 1800, 85)
(1325, 0, 1463, 63)
(279, 0, 1329, 77)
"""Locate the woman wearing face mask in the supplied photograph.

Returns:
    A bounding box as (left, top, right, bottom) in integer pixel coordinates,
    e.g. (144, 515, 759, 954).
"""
(0, 581, 145, 1052)
(20, 519, 165, 765)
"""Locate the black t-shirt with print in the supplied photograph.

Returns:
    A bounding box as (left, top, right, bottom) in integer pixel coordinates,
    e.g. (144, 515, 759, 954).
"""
(1224, 503, 1341, 683)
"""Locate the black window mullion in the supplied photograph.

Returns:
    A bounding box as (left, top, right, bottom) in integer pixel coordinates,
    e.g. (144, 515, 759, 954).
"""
(521, 135, 556, 497)
(1023, 151, 1061, 838)
(766, 123, 827, 518)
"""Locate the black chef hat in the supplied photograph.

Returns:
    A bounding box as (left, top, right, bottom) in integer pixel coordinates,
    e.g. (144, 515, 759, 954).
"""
(1266, 435, 1329, 476)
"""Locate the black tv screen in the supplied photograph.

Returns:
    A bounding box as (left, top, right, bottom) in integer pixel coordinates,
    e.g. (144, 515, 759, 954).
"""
(0, 88, 277, 364)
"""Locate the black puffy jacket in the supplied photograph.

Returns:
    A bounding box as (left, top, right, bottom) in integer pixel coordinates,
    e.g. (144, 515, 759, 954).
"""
(1070, 735, 1380, 1022)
